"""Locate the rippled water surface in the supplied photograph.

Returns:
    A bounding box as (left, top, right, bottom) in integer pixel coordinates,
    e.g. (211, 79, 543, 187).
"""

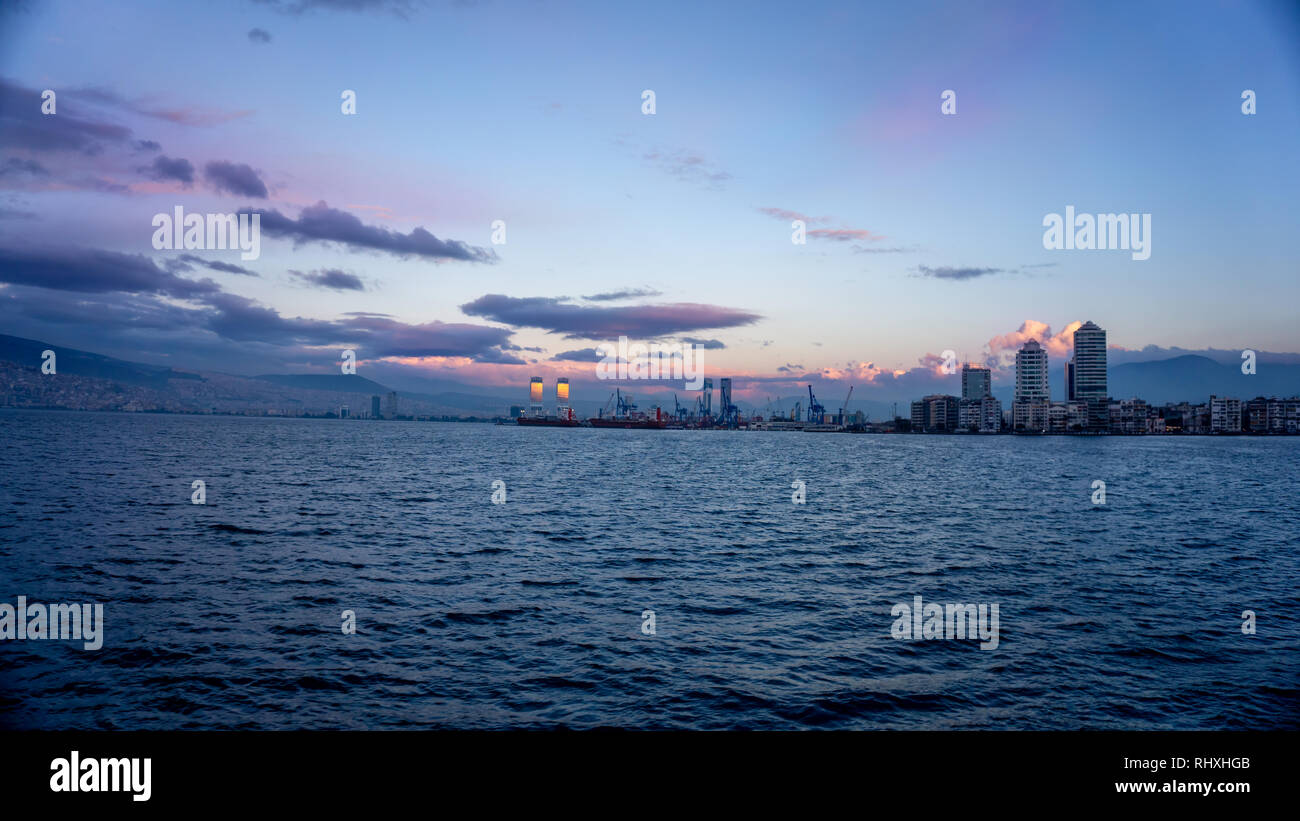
(1, 410, 1297, 729)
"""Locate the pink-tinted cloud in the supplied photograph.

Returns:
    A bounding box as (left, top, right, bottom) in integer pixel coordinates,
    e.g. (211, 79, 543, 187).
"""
(757, 206, 885, 243)
(984, 319, 1082, 368)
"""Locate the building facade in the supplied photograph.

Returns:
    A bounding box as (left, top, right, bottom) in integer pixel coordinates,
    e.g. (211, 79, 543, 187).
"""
(961, 364, 992, 402)
(1210, 395, 1242, 432)
(1072, 321, 1108, 430)
(1015, 340, 1050, 403)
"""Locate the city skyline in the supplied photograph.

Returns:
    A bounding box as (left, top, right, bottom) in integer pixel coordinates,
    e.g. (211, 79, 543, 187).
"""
(0, 0, 1298, 406)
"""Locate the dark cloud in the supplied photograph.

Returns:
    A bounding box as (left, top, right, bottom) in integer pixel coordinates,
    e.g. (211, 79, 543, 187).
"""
(552, 347, 604, 362)
(196, 292, 518, 361)
(582, 287, 661, 301)
(460, 294, 761, 339)
(140, 154, 195, 186)
(204, 160, 269, 198)
(776, 363, 805, 374)
(134, 139, 161, 152)
(0, 157, 49, 177)
(0, 244, 520, 365)
(915, 265, 1004, 280)
(243, 201, 497, 263)
(680, 337, 726, 350)
(0, 247, 219, 299)
(0, 78, 133, 155)
(248, 28, 272, 43)
(172, 254, 258, 276)
(289, 268, 366, 291)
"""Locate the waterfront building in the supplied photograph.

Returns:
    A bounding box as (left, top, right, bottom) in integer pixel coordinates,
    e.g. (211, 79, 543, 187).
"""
(1244, 397, 1269, 433)
(980, 396, 1003, 433)
(912, 394, 959, 432)
(1015, 340, 1050, 403)
(961, 364, 992, 402)
(1210, 395, 1242, 432)
(1108, 398, 1147, 434)
(1049, 402, 1068, 432)
(371, 395, 381, 419)
(1067, 400, 1089, 431)
(1072, 321, 1108, 430)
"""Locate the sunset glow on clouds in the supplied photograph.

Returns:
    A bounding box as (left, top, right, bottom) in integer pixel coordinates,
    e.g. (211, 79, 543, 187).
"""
(0, 0, 1296, 406)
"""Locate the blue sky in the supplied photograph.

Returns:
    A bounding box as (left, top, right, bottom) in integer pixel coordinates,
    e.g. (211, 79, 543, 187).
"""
(1, 0, 1297, 400)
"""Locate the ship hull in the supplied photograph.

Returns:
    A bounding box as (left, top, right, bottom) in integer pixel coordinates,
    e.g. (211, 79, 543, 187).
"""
(586, 418, 667, 429)
(516, 417, 582, 427)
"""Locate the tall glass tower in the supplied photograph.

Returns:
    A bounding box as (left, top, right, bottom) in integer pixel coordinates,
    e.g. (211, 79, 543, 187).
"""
(1072, 321, 1108, 429)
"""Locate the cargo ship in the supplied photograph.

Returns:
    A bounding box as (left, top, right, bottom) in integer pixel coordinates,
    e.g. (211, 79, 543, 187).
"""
(587, 388, 668, 429)
(516, 406, 582, 427)
(516, 415, 582, 427)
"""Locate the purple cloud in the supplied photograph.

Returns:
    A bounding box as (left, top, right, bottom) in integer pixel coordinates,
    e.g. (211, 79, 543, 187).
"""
(205, 161, 269, 198)
(460, 294, 761, 339)
(243, 201, 497, 263)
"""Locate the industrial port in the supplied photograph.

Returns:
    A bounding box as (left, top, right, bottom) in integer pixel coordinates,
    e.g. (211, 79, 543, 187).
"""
(512, 376, 873, 432)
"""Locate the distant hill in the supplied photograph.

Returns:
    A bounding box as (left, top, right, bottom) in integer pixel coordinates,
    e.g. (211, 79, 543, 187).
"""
(254, 373, 394, 395)
(6, 333, 1299, 418)
(0, 333, 201, 389)
(1109, 354, 1300, 404)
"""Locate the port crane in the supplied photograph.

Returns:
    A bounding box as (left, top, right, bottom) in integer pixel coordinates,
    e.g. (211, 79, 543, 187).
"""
(616, 389, 636, 417)
(840, 385, 854, 426)
(807, 385, 826, 424)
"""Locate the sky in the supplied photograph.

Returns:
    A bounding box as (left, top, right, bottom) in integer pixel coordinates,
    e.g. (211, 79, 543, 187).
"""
(1, 0, 1298, 404)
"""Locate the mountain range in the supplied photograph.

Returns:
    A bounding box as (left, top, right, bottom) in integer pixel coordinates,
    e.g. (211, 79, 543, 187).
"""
(2, 333, 1298, 419)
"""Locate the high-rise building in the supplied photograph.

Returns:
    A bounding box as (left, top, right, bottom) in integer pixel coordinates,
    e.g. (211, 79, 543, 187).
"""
(1065, 361, 1075, 401)
(385, 391, 398, 420)
(961, 364, 991, 401)
(1072, 321, 1108, 429)
(1014, 340, 1050, 402)
(529, 376, 543, 415)
(556, 378, 571, 420)
(371, 395, 381, 419)
(1013, 341, 1051, 432)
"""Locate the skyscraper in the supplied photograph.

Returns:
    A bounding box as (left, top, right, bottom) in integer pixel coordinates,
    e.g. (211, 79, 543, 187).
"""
(1013, 340, 1050, 431)
(1065, 361, 1075, 401)
(1072, 321, 1108, 429)
(961, 364, 992, 401)
(371, 395, 381, 419)
(1014, 341, 1049, 402)
(385, 391, 398, 420)
(529, 376, 543, 416)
